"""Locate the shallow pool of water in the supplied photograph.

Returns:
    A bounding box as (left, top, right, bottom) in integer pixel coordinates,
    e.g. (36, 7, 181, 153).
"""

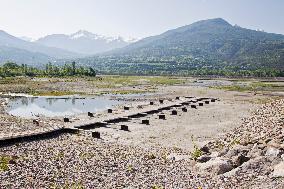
(7, 96, 124, 118)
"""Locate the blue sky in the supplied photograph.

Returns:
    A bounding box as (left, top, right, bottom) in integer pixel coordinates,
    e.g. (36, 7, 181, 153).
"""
(0, 0, 283, 39)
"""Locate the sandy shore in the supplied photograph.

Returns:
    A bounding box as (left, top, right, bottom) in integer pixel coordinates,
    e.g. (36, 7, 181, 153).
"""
(65, 85, 259, 150)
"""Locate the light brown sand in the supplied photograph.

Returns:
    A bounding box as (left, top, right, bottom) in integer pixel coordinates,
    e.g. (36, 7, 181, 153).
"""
(76, 85, 263, 150)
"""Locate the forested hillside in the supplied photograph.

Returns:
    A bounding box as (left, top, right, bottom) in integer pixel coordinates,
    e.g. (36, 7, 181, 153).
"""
(77, 18, 284, 76)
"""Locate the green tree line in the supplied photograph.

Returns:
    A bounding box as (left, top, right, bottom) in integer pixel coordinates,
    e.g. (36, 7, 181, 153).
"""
(0, 62, 96, 77)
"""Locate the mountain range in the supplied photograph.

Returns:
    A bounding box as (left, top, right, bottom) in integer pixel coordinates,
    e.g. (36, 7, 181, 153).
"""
(35, 30, 134, 55)
(106, 18, 284, 69)
(0, 30, 80, 64)
(0, 30, 134, 65)
(1, 18, 284, 73)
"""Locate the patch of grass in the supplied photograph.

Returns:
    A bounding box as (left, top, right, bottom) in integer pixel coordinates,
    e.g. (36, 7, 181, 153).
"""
(94, 83, 117, 89)
(212, 81, 284, 92)
(212, 85, 253, 92)
(127, 164, 134, 172)
(90, 76, 141, 88)
(29, 90, 83, 96)
(107, 89, 153, 95)
(0, 77, 28, 85)
(89, 76, 184, 89)
(148, 77, 183, 85)
(228, 138, 240, 148)
(0, 155, 12, 172)
(55, 151, 65, 161)
(79, 152, 93, 160)
(190, 135, 203, 160)
(145, 153, 156, 160)
(214, 140, 225, 150)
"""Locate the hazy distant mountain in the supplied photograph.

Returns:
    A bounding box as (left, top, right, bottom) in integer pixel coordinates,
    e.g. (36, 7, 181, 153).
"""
(0, 30, 84, 65)
(0, 46, 53, 65)
(107, 18, 284, 69)
(36, 30, 134, 55)
(19, 36, 34, 42)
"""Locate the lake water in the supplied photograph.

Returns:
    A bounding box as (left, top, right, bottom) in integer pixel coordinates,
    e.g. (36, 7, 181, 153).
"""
(7, 96, 124, 118)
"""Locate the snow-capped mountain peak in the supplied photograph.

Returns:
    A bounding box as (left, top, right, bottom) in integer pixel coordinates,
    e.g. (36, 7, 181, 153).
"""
(36, 30, 136, 55)
(70, 30, 100, 40)
(69, 30, 134, 43)
(19, 36, 36, 42)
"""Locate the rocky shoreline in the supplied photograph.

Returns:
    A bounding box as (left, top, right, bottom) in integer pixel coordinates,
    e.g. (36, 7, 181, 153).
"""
(0, 99, 283, 188)
(194, 99, 284, 188)
(0, 97, 62, 134)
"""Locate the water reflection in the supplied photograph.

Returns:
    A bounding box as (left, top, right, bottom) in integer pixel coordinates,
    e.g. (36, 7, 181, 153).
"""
(7, 96, 123, 118)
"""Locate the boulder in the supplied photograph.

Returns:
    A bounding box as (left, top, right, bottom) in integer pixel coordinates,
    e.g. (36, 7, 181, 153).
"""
(223, 167, 241, 177)
(265, 147, 281, 157)
(247, 148, 264, 158)
(225, 145, 249, 158)
(273, 162, 284, 177)
(232, 154, 250, 167)
(224, 149, 239, 158)
(196, 157, 233, 175)
(240, 156, 267, 172)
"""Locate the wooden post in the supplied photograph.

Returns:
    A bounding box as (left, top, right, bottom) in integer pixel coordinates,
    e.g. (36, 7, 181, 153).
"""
(124, 106, 130, 110)
(121, 125, 129, 131)
(159, 114, 166, 119)
(142, 120, 150, 125)
(92, 132, 100, 139)
(88, 112, 94, 117)
(64, 118, 69, 122)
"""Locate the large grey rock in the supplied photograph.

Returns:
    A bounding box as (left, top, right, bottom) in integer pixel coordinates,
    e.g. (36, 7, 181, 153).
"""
(223, 167, 241, 177)
(247, 148, 264, 158)
(266, 147, 281, 157)
(231, 154, 250, 167)
(239, 156, 269, 176)
(225, 149, 239, 158)
(225, 145, 250, 158)
(273, 162, 284, 177)
(196, 157, 233, 175)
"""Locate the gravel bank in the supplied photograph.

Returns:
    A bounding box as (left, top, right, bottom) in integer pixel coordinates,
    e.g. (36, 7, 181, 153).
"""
(0, 100, 283, 188)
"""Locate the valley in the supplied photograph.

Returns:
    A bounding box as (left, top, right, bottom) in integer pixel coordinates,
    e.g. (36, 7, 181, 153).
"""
(0, 75, 284, 188)
(0, 2, 284, 187)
